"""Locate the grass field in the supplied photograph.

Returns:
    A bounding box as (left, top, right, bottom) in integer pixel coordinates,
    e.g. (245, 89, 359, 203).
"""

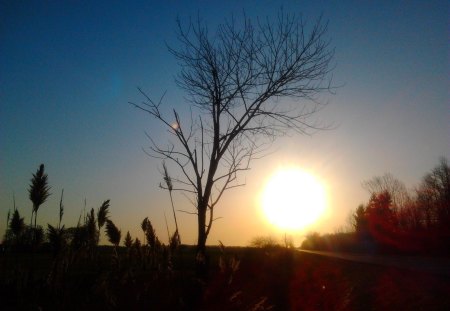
(1, 246, 449, 310)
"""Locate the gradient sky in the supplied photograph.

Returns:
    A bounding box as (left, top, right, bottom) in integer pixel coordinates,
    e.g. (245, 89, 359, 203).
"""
(1, 0, 448, 246)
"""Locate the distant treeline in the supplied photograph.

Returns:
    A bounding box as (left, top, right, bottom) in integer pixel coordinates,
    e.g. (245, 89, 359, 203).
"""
(302, 158, 450, 255)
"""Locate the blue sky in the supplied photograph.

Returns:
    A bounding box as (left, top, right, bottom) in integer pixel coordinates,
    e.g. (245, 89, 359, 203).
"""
(1, 1, 448, 245)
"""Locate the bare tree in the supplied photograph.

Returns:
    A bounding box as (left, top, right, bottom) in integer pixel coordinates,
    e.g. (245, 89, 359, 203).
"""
(416, 157, 450, 229)
(362, 173, 409, 209)
(131, 11, 334, 273)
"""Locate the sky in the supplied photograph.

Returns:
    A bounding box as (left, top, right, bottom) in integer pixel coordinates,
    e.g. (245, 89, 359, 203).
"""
(1, 0, 448, 246)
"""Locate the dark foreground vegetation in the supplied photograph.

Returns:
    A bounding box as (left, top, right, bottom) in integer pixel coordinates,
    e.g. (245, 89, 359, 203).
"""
(1, 245, 449, 310)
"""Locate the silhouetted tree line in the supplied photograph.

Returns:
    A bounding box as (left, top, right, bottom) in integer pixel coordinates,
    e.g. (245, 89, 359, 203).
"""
(302, 158, 450, 254)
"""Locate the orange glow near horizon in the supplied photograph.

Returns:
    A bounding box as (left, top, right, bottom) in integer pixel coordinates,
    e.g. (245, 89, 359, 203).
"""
(261, 168, 327, 231)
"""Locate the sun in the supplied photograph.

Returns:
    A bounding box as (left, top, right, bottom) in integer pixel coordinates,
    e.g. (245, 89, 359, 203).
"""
(261, 168, 326, 230)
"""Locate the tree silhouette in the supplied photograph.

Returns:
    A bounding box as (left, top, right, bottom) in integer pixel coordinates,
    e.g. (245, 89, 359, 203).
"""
(365, 191, 397, 249)
(362, 173, 409, 209)
(131, 10, 334, 273)
(28, 164, 51, 229)
(353, 204, 369, 238)
(251, 235, 280, 249)
(416, 157, 450, 230)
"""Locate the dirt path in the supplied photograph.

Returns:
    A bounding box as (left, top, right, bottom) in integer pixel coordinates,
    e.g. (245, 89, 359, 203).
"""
(297, 249, 450, 276)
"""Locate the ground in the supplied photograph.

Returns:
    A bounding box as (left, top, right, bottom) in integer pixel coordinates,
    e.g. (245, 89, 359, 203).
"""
(1, 246, 449, 310)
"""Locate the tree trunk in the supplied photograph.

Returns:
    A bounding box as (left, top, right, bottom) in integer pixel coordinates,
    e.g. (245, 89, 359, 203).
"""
(196, 202, 208, 278)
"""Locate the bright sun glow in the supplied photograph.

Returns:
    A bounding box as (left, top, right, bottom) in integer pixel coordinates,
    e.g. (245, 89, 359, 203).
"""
(262, 168, 326, 230)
